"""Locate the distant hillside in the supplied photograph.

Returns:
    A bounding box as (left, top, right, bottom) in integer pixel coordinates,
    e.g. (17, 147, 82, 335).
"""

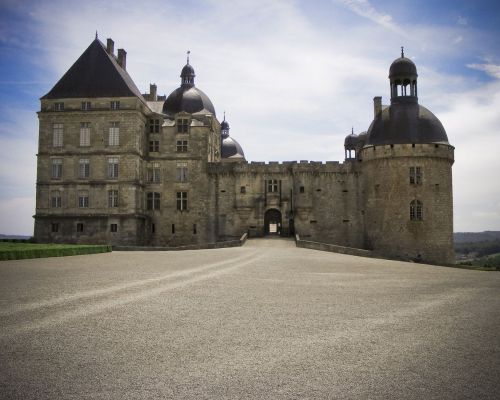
(454, 231, 500, 243)
(0, 234, 32, 240)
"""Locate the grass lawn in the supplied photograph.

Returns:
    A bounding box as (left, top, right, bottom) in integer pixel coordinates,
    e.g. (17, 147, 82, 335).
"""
(0, 242, 111, 261)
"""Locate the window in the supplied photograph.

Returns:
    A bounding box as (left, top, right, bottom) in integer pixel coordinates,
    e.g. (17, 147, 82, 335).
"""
(51, 223, 59, 233)
(176, 140, 188, 152)
(51, 191, 61, 208)
(240, 186, 246, 194)
(176, 191, 188, 211)
(53, 123, 63, 147)
(76, 223, 84, 232)
(177, 118, 189, 133)
(149, 119, 160, 133)
(78, 192, 89, 208)
(151, 223, 155, 234)
(51, 158, 62, 179)
(79, 159, 90, 178)
(109, 122, 119, 146)
(267, 179, 278, 193)
(149, 140, 159, 152)
(80, 122, 90, 146)
(299, 186, 305, 193)
(193, 224, 197, 234)
(147, 162, 161, 183)
(171, 224, 175, 234)
(410, 167, 422, 185)
(108, 157, 119, 179)
(410, 200, 423, 221)
(110, 101, 120, 110)
(146, 192, 161, 210)
(108, 190, 119, 208)
(54, 102, 64, 111)
(110, 223, 118, 232)
(176, 162, 188, 182)
(81, 101, 91, 111)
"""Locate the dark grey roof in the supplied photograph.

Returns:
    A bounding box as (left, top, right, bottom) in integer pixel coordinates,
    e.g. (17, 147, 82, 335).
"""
(42, 39, 143, 100)
(344, 134, 358, 149)
(162, 86, 216, 116)
(221, 136, 245, 159)
(389, 56, 417, 79)
(366, 99, 448, 146)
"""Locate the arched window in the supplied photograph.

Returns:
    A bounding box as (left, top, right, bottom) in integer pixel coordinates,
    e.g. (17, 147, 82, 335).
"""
(410, 200, 423, 221)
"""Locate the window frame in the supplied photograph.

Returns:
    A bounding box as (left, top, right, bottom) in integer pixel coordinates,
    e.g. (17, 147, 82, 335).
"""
(267, 179, 278, 193)
(176, 140, 188, 152)
(176, 118, 189, 133)
(79, 122, 90, 146)
(110, 101, 120, 110)
(51, 158, 63, 179)
(53, 123, 64, 147)
(79, 158, 90, 179)
(108, 189, 119, 208)
(176, 191, 188, 211)
(108, 122, 120, 146)
(176, 162, 188, 182)
(410, 199, 423, 221)
(107, 157, 119, 179)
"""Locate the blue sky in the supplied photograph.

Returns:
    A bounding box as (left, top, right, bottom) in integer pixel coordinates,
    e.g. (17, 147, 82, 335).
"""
(0, 0, 499, 235)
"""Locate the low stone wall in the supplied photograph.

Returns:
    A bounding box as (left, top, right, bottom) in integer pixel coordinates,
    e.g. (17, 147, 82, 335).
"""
(114, 233, 248, 251)
(295, 234, 372, 258)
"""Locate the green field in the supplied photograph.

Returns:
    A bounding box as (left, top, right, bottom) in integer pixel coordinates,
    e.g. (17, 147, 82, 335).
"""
(0, 243, 111, 261)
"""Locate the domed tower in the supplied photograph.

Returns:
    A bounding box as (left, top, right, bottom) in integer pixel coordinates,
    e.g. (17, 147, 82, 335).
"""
(163, 52, 216, 116)
(220, 113, 245, 161)
(360, 49, 454, 265)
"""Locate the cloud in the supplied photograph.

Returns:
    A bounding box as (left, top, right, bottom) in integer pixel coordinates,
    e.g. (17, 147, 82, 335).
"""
(466, 63, 500, 79)
(337, 0, 406, 36)
(457, 16, 468, 26)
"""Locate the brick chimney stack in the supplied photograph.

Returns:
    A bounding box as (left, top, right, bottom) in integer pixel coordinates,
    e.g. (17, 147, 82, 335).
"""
(117, 49, 127, 70)
(106, 38, 114, 55)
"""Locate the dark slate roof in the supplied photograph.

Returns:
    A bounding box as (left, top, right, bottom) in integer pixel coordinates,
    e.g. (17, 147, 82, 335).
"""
(366, 99, 448, 146)
(221, 136, 245, 159)
(389, 56, 417, 79)
(42, 39, 143, 100)
(162, 86, 216, 116)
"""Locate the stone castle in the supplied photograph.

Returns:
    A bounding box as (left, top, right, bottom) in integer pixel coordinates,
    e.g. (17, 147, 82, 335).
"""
(34, 37, 455, 264)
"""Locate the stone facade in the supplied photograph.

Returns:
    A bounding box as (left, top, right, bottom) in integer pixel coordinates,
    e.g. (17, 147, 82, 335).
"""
(34, 38, 454, 264)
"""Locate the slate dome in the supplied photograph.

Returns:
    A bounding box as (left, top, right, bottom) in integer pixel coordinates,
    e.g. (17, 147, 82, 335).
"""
(366, 101, 448, 145)
(389, 56, 417, 79)
(221, 136, 245, 159)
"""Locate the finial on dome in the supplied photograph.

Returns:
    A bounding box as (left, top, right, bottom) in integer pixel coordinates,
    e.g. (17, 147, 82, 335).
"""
(351, 127, 354, 135)
(187, 50, 190, 65)
(401, 46, 404, 58)
(223, 111, 226, 121)
(95, 30, 98, 40)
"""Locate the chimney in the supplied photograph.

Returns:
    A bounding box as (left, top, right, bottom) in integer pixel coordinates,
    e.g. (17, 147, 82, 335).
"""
(150, 84, 157, 101)
(118, 49, 127, 70)
(373, 96, 382, 117)
(106, 38, 114, 55)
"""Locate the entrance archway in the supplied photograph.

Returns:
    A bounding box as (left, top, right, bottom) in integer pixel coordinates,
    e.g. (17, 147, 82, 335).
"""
(264, 209, 282, 235)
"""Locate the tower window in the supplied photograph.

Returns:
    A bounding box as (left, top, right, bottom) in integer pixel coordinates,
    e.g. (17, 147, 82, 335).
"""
(79, 159, 90, 179)
(193, 224, 197, 234)
(240, 186, 246, 194)
(149, 140, 160, 152)
(53, 123, 64, 147)
(80, 122, 90, 146)
(410, 200, 423, 221)
(81, 101, 91, 111)
(267, 179, 278, 193)
(176, 140, 188, 152)
(110, 223, 118, 232)
(148, 162, 161, 183)
(177, 118, 189, 133)
(147, 192, 161, 210)
(108, 122, 119, 146)
(54, 102, 64, 111)
(176, 162, 188, 182)
(51, 191, 62, 208)
(51, 158, 63, 179)
(176, 191, 188, 211)
(76, 223, 84, 232)
(299, 186, 305, 193)
(108, 157, 119, 179)
(409, 167, 422, 185)
(110, 101, 120, 110)
(108, 190, 119, 208)
(78, 191, 89, 208)
(51, 223, 59, 233)
(149, 119, 160, 133)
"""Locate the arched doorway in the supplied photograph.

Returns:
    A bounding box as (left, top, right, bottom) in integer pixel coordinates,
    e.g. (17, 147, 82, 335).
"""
(264, 209, 282, 235)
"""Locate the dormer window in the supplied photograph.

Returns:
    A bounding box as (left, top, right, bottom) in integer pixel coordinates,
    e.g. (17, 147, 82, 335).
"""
(110, 101, 120, 110)
(177, 118, 189, 133)
(54, 102, 64, 111)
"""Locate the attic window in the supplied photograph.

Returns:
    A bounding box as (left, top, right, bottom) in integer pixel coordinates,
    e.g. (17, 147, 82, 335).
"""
(110, 101, 120, 110)
(177, 119, 189, 133)
(54, 102, 64, 111)
(81, 101, 91, 111)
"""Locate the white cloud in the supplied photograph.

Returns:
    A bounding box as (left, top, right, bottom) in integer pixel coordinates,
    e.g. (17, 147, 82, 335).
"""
(466, 63, 500, 79)
(457, 16, 468, 26)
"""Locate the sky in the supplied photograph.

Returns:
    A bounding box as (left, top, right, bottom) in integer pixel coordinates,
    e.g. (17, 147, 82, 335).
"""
(0, 0, 499, 235)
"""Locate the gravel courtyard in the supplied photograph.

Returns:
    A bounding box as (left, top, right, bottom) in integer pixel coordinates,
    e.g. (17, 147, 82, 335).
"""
(1, 238, 499, 399)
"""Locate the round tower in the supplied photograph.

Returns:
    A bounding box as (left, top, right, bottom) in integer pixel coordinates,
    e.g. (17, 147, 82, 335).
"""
(360, 49, 454, 265)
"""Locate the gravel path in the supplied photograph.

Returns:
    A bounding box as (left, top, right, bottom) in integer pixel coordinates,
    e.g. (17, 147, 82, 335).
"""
(1, 238, 499, 399)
